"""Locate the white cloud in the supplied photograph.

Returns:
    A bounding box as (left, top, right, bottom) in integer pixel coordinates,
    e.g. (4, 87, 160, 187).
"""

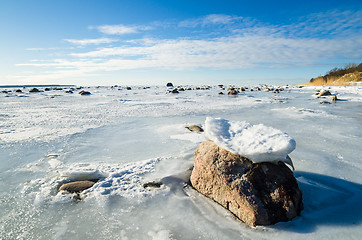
(64, 38, 118, 45)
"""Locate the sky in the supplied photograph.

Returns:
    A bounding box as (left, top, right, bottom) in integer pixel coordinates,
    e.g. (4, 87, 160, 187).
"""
(0, 0, 361, 86)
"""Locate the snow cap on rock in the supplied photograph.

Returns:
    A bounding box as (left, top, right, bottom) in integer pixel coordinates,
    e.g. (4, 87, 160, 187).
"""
(204, 117, 296, 165)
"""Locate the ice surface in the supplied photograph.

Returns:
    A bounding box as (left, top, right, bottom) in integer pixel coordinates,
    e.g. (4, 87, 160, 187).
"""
(205, 117, 296, 163)
(0, 85, 361, 240)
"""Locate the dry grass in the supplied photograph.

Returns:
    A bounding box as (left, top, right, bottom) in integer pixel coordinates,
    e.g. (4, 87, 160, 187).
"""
(301, 63, 362, 86)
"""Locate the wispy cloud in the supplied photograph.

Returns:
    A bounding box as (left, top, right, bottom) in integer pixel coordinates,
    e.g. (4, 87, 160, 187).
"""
(90, 24, 151, 35)
(64, 37, 118, 45)
(179, 14, 243, 27)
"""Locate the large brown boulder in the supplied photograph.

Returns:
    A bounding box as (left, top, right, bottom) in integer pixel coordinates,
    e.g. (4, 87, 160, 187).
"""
(190, 141, 303, 227)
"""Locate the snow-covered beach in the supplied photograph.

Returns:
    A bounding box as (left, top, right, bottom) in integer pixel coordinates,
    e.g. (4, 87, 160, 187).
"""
(0, 85, 361, 239)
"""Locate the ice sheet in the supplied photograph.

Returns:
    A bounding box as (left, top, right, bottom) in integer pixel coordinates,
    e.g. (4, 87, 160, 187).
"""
(0, 85, 361, 240)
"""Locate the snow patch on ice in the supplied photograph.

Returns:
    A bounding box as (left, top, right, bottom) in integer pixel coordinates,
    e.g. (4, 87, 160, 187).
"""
(22, 158, 164, 206)
(204, 117, 296, 163)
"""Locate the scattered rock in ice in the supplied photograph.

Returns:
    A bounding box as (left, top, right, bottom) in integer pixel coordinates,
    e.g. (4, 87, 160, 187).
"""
(29, 88, 41, 93)
(79, 90, 91, 95)
(143, 181, 162, 188)
(227, 89, 238, 95)
(204, 117, 296, 166)
(185, 125, 204, 132)
(59, 180, 97, 193)
(329, 95, 338, 101)
(316, 90, 331, 97)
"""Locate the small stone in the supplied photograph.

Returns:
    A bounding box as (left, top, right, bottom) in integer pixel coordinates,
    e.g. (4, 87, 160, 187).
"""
(166, 82, 174, 87)
(143, 181, 162, 188)
(59, 180, 96, 193)
(328, 95, 338, 101)
(186, 125, 204, 132)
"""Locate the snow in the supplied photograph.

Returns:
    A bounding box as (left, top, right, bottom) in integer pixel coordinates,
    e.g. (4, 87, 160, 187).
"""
(204, 117, 296, 164)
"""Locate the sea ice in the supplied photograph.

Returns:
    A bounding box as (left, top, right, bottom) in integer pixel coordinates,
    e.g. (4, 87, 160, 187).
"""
(204, 117, 296, 166)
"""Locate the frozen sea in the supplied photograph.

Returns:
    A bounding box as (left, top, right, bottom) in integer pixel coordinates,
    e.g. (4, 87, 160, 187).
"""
(0, 85, 361, 240)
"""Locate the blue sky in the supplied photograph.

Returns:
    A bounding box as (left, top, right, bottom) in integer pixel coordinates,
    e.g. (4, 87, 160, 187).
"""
(0, 0, 361, 86)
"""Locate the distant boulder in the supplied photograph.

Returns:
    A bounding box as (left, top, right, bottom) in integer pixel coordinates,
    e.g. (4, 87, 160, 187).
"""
(316, 90, 331, 97)
(166, 82, 174, 87)
(170, 89, 179, 94)
(227, 89, 238, 95)
(16, 89, 22, 93)
(29, 88, 40, 93)
(79, 90, 91, 95)
(329, 95, 338, 101)
(58, 180, 96, 193)
(190, 141, 303, 227)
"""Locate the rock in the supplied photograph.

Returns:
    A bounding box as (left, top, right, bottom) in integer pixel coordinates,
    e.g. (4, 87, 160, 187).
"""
(178, 88, 185, 91)
(170, 89, 179, 94)
(328, 95, 338, 101)
(16, 89, 22, 93)
(186, 125, 204, 132)
(317, 90, 331, 97)
(218, 92, 224, 95)
(29, 88, 40, 93)
(190, 141, 303, 227)
(58, 180, 96, 193)
(218, 85, 224, 88)
(44, 88, 51, 91)
(65, 90, 73, 93)
(166, 82, 174, 87)
(79, 90, 91, 95)
(143, 181, 162, 188)
(227, 89, 238, 95)
(126, 87, 132, 90)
